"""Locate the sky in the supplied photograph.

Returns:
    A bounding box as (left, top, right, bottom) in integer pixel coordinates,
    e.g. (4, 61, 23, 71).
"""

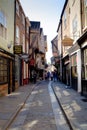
(20, 0, 65, 63)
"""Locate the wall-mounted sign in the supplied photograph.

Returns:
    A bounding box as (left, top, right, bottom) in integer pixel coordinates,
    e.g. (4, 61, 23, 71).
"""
(14, 45, 22, 54)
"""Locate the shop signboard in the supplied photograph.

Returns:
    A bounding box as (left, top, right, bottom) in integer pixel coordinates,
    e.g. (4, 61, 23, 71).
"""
(14, 45, 22, 54)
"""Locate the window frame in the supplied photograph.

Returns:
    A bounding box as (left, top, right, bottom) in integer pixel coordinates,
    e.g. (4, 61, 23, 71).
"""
(0, 9, 7, 39)
(16, 25, 20, 44)
(0, 57, 8, 84)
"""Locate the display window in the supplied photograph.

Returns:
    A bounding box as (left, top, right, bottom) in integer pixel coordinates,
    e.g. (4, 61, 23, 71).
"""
(0, 57, 8, 83)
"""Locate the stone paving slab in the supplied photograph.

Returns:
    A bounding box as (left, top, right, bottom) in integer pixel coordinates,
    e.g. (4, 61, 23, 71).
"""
(52, 81, 87, 130)
(0, 83, 35, 130)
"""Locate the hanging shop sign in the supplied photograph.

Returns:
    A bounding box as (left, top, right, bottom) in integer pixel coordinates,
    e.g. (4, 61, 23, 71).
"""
(14, 45, 22, 54)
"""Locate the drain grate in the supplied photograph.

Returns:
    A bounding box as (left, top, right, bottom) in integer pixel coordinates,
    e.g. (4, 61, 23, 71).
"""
(82, 99, 87, 102)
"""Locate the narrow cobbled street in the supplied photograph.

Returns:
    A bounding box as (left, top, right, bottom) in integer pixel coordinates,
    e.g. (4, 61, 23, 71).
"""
(8, 81, 70, 130)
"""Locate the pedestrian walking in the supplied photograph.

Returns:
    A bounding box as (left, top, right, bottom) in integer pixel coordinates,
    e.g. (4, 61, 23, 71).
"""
(53, 70, 57, 82)
(47, 71, 50, 80)
(51, 71, 53, 81)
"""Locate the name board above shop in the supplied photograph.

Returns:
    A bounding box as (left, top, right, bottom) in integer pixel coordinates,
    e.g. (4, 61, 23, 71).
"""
(14, 45, 22, 54)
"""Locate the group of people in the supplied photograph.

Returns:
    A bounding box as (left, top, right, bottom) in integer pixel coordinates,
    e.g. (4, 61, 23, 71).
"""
(45, 70, 58, 82)
(31, 69, 58, 83)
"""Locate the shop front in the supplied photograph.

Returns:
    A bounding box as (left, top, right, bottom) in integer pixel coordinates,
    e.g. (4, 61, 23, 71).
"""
(68, 43, 81, 92)
(77, 32, 87, 96)
(0, 48, 15, 96)
(81, 47, 87, 96)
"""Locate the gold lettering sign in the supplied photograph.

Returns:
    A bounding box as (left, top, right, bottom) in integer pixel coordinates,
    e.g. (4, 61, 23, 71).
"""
(14, 45, 22, 54)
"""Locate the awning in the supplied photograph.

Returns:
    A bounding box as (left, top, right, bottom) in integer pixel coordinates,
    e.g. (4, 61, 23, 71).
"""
(62, 37, 74, 46)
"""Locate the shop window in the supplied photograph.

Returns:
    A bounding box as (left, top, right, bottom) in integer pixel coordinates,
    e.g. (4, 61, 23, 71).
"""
(85, 65, 87, 79)
(0, 58, 8, 83)
(71, 54, 77, 77)
(72, 66, 77, 77)
(84, 49, 87, 79)
(82, 65, 85, 79)
(71, 54, 77, 66)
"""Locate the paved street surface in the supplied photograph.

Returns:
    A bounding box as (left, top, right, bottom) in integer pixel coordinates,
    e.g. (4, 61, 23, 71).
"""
(8, 81, 70, 130)
(0, 80, 87, 130)
(52, 81, 87, 130)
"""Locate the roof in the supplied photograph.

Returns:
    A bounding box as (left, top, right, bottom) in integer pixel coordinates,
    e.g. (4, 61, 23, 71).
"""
(30, 21, 40, 29)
